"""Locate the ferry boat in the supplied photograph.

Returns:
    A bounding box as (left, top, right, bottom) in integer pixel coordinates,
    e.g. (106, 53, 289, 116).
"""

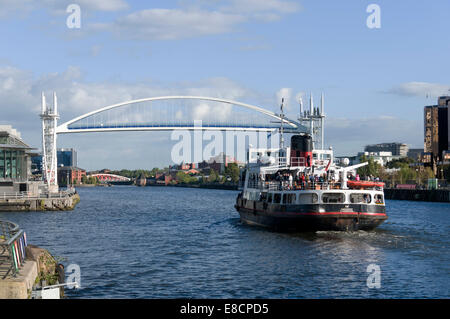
(235, 95, 387, 231)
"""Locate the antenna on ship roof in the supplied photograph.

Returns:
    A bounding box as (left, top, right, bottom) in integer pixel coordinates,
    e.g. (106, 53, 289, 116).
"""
(299, 95, 303, 117)
(321, 92, 324, 115)
(309, 93, 314, 139)
(321, 92, 325, 150)
(280, 97, 285, 150)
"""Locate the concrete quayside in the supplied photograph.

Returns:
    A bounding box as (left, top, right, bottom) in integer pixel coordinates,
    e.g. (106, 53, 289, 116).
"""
(0, 188, 80, 212)
(0, 220, 69, 299)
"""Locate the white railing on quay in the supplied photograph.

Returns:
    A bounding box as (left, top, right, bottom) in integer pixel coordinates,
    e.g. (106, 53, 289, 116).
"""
(1, 189, 77, 200)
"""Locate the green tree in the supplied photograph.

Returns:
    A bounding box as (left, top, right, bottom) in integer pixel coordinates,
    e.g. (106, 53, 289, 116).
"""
(87, 176, 97, 184)
(208, 169, 218, 183)
(357, 155, 381, 177)
(386, 157, 414, 169)
(175, 171, 196, 184)
(224, 163, 240, 183)
(398, 166, 416, 184)
(421, 167, 435, 184)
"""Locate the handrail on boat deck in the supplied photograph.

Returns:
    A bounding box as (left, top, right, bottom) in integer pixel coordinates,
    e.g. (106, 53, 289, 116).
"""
(246, 180, 384, 192)
(247, 181, 340, 191)
(257, 157, 329, 168)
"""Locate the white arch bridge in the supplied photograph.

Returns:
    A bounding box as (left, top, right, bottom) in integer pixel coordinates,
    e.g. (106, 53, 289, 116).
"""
(55, 95, 303, 134)
(41, 94, 307, 191)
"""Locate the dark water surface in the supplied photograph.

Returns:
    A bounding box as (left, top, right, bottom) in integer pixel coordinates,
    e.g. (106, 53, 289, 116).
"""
(1, 186, 448, 298)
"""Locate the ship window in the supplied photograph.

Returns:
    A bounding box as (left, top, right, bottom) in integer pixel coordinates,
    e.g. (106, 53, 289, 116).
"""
(261, 192, 267, 202)
(267, 193, 273, 203)
(274, 193, 281, 204)
(322, 193, 345, 203)
(350, 193, 372, 204)
(282, 194, 287, 204)
(252, 192, 261, 201)
(286, 193, 296, 204)
(299, 193, 318, 204)
(374, 194, 384, 204)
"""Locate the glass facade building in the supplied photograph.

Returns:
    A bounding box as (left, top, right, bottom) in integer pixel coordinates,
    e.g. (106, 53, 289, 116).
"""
(57, 148, 77, 167)
(0, 129, 33, 182)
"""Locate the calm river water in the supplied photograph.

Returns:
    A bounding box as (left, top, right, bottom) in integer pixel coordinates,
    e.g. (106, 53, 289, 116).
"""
(0, 186, 448, 298)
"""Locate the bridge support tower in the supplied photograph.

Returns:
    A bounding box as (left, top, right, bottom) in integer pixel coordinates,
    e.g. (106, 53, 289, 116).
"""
(40, 92, 59, 193)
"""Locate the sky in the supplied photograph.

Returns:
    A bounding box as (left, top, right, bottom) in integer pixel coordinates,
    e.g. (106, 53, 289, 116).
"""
(0, 0, 449, 170)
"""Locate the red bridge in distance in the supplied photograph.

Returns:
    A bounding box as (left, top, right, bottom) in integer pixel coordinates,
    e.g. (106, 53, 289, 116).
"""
(88, 174, 132, 183)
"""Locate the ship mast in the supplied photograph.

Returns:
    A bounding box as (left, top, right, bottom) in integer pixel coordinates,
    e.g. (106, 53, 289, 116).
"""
(279, 97, 285, 150)
(321, 92, 325, 150)
(309, 93, 314, 138)
(297, 93, 325, 150)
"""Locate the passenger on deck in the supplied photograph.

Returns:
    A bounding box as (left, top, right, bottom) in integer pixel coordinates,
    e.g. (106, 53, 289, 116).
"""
(363, 194, 370, 203)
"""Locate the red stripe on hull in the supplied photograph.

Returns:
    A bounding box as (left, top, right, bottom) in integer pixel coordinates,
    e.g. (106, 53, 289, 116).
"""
(285, 211, 387, 217)
(250, 208, 387, 217)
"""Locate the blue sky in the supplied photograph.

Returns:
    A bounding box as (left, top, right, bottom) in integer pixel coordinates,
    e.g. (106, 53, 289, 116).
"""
(0, 0, 449, 170)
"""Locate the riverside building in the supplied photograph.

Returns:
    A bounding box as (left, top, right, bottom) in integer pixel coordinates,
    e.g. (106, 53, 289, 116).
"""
(424, 96, 449, 163)
(364, 143, 408, 157)
(0, 125, 40, 194)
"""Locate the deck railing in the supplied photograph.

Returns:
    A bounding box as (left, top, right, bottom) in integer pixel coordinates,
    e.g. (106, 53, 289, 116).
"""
(0, 220, 28, 278)
(247, 180, 341, 191)
(268, 157, 325, 168)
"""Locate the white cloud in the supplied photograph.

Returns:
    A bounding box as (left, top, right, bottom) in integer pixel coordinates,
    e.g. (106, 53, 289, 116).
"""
(0, 0, 33, 17)
(0, 0, 128, 17)
(386, 82, 450, 98)
(73, 0, 128, 12)
(90, 0, 300, 40)
(193, 102, 211, 120)
(0, 66, 36, 115)
(0, 0, 300, 40)
(92, 8, 245, 40)
(276, 87, 292, 112)
(222, 0, 300, 21)
(183, 77, 252, 101)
